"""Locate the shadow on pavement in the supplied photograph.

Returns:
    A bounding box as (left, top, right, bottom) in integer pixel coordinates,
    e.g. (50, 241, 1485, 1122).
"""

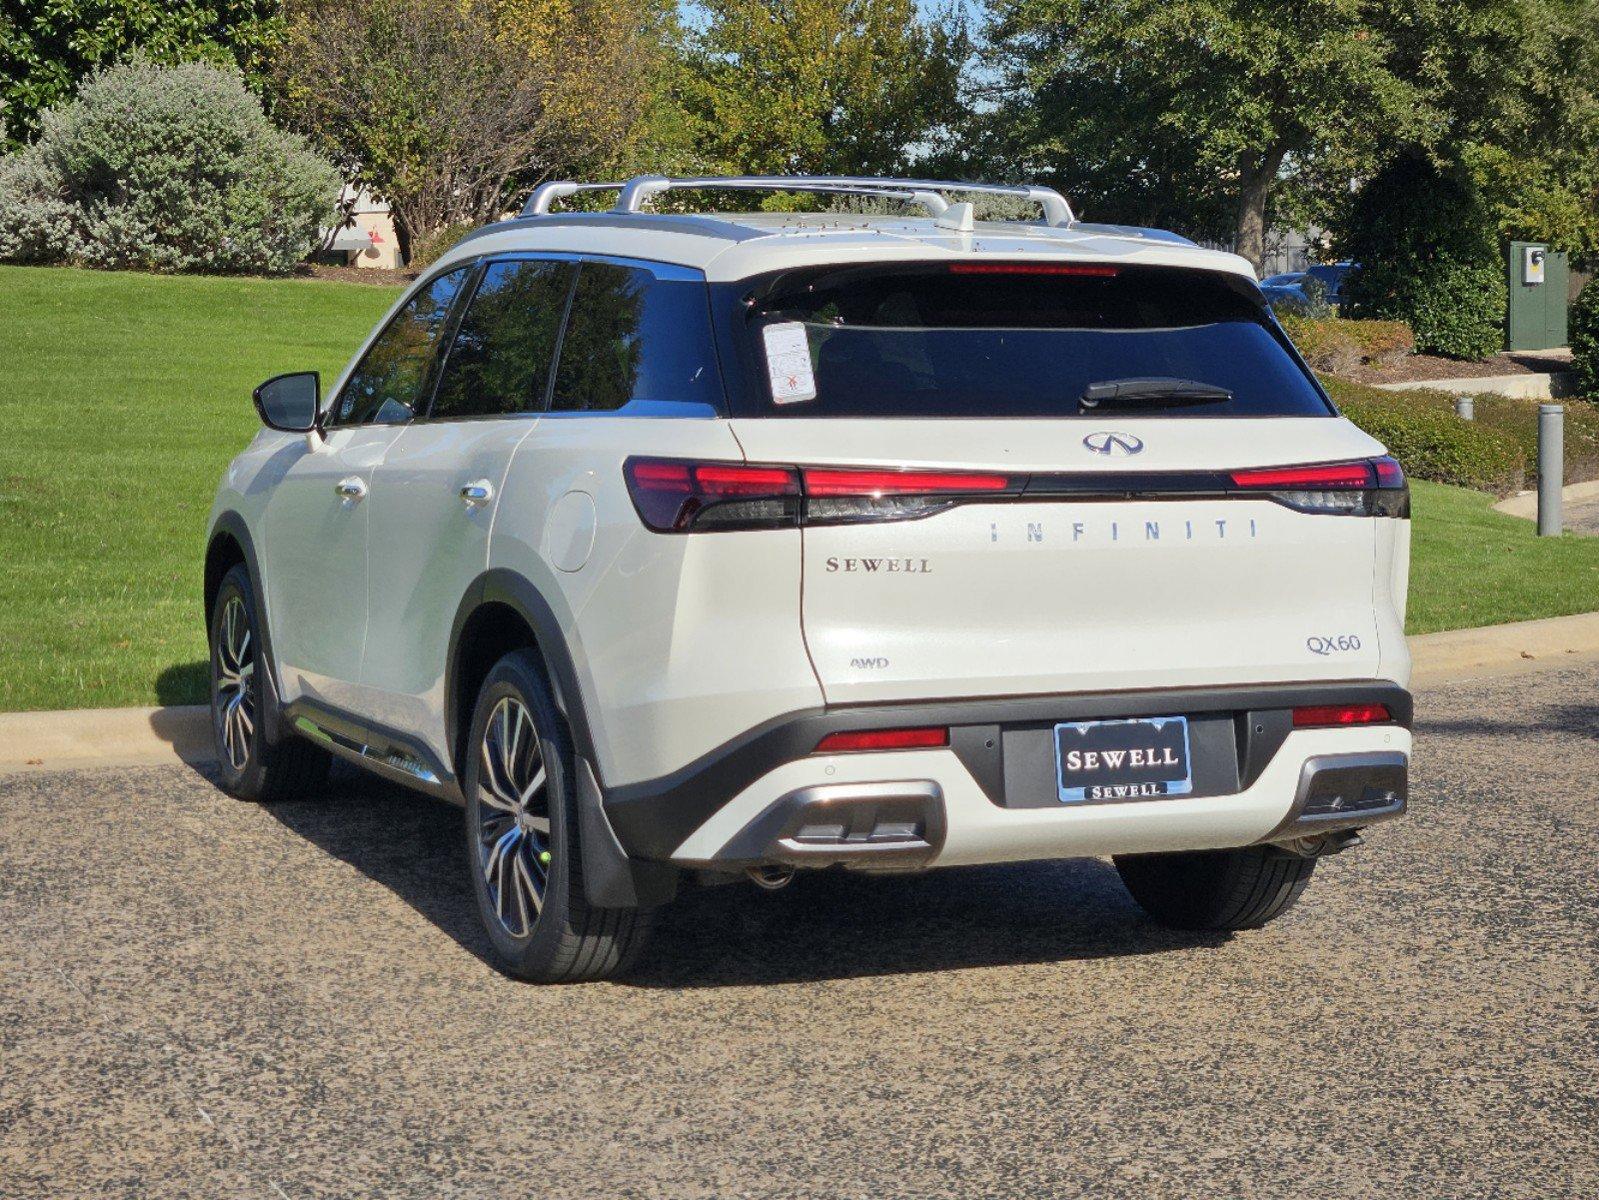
(263, 766, 1225, 987)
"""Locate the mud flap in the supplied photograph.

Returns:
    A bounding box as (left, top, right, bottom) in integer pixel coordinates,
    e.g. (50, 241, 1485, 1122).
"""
(576, 756, 678, 909)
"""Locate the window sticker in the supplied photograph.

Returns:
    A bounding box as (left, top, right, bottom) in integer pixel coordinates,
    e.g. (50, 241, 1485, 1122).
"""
(762, 321, 818, 404)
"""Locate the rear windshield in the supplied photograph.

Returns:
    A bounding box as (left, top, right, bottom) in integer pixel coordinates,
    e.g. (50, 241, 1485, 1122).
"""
(712, 263, 1331, 418)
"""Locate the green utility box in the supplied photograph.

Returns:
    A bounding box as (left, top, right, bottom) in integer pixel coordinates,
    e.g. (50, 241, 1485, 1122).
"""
(1506, 241, 1569, 351)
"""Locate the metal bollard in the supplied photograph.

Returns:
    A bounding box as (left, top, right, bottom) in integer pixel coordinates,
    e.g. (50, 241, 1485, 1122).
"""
(1454, 395, 1474, 420)
(1538, 404, 1564, 536)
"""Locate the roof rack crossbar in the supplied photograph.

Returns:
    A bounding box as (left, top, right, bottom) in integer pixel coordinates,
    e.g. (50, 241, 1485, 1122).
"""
(522, 175, 1075, 225)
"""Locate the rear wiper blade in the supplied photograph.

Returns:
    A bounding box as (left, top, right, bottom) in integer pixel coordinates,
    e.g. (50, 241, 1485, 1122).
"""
(1080, 377, 1233, 410)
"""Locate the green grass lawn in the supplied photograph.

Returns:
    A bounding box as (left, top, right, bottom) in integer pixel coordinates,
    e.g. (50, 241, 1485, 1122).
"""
(1406, 479, 1599, 634)
(0, 265, 398, 711)
(2, 264, 1597, 711)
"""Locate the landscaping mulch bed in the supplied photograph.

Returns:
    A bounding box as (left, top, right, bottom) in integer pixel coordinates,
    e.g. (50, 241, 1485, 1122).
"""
(1339, 348, 1573, 386)
(294, 263, 416, 288)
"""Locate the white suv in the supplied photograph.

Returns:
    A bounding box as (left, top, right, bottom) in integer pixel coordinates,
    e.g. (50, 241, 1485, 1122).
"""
(206, 175, 1412, 981)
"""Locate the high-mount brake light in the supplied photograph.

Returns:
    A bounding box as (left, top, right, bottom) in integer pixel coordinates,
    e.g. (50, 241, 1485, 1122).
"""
(1292, 703, 1393, 728)
(1228, 456, 1408, 518)
(814, 727, 950, 753)
(948, 262, 1119, 278)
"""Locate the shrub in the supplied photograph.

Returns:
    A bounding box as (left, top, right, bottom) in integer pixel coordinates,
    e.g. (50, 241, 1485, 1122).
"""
(1280, 316, 1414, 374)
(407, 221, 478, 269)
(1325, 378, 1525, 495)
(1341, 151, 1507, 361)
(0, 55, 340, 275)
(1572, 279, 1599, 396)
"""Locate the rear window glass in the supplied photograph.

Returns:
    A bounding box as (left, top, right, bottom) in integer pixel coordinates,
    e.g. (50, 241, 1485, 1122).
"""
(550, 262, 722, 414)
(716, 263, 1330, 418)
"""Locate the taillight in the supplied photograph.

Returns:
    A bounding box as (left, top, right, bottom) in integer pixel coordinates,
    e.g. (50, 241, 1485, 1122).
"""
(624, 458, 800, 532)
(1230, 456, 1408, 517)
(1292, 703, 1393, 728)
(801, 466, 1019, 526)
(625, 458, 1018, 533)
(814, 727, 949, 753)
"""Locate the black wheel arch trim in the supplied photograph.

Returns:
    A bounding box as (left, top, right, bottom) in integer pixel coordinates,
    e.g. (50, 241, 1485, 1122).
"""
(447, 569, 674, 908)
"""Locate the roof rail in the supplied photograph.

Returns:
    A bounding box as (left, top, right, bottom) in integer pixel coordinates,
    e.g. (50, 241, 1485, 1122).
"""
(521, 174, 1075, 226)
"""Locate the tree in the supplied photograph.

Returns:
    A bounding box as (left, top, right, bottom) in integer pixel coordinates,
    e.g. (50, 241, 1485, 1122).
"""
(0, 0, 283, 152)
(979, 0, 1426, 267)
(980, 0, 1599, 270)
(678, 0, 967, 178)
(276, 0, 673, 251)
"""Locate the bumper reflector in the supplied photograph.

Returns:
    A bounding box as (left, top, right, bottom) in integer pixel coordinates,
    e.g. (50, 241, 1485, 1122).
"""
(1292, 702, 1393, 728)
(814, 727, 950, 753)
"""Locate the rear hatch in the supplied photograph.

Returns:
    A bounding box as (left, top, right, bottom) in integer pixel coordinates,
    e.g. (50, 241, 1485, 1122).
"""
(714, 259, 1406, 705)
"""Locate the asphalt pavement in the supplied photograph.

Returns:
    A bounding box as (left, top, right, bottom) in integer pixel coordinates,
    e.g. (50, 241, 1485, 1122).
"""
(2, 664, 1596, 1199)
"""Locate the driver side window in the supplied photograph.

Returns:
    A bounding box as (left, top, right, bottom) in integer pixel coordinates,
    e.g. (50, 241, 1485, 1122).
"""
(331, 266, 473, 426)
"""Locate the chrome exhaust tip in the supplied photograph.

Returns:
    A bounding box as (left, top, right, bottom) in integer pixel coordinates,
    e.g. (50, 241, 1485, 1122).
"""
(747, 864, 795, 890)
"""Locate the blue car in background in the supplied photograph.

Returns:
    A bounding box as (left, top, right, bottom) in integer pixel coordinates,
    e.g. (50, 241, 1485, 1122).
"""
(1262, 261, 1359, 312)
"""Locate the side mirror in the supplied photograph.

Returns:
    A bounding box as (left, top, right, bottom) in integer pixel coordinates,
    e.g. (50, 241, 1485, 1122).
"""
(253, 372, 320, 433)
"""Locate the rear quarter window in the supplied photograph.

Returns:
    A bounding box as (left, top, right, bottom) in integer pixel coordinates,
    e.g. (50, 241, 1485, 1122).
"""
(712, 263, 1332, 419)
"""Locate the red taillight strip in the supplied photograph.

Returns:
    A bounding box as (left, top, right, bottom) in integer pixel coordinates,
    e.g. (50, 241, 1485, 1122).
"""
(802, 467, 1015, 496)
(1231, 461, 1375, 489)
(1292, 703, 1393, 728)
(815, 727, 950, 753)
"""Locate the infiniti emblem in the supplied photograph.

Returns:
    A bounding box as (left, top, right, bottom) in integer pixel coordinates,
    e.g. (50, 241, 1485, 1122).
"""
(1083, 431, 1145, 456)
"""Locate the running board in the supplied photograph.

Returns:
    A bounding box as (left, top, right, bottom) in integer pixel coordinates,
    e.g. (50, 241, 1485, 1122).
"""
(283, 700, 458, 802)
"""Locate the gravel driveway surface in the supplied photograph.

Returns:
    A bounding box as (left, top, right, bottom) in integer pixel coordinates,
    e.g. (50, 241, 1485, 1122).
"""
(2, 665, 1596, 1199)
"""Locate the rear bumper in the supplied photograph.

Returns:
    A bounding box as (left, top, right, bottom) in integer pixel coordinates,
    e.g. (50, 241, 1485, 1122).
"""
(598, 681, 1411, 867)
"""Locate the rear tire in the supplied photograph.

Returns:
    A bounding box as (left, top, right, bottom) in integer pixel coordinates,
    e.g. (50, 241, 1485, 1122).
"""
(209, 564, 330, 802)
(1114, 845, 1316, 931)
(462, 649, 652, 982)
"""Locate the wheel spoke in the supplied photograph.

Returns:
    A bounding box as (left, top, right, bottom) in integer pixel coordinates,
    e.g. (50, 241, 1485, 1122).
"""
(518, 764, 546, 808)
(514, 851, 543, 916)
(478, 739, 519, 812)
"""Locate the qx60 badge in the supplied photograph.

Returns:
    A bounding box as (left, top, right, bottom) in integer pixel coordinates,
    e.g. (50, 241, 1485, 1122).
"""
(1083, 431, 1144, 456)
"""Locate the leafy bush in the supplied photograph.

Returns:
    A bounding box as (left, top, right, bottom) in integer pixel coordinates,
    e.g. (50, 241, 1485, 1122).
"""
(1324, 376, 1599, 495)
(1280, 316, 1414, 374)
(1341, 151, 1507, 361)
(1269, 274, 1332, 319)
(407, 221, 477, 269)
(1572, 279, 1599, 396)
(0, 55, 339, 275)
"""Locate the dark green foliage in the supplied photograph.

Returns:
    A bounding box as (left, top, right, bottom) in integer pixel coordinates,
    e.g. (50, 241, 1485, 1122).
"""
(0, 0, 283, 151)
(1325, 376, 1599, 494)
(1571, 279, 1599, 396)
(1341, 152, 1507, 360)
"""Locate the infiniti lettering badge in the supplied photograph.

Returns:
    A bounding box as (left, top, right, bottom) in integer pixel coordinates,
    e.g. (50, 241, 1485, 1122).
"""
(1083, 431, 1144, 456)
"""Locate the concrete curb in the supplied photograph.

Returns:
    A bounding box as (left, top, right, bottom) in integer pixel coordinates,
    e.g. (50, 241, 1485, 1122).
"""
(1492, 480, 1599, 520)
(5, 612, 1599, 774)
(1372, 372, 1577, 400)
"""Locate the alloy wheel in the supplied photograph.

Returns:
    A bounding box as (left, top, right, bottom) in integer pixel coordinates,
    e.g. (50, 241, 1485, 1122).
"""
(475, 696, 551, 938)
(213, 595, 255, 771)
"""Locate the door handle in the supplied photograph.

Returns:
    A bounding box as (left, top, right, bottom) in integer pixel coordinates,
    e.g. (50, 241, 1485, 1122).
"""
(335, 477, 367, 501)
(459, 480, 494, 506)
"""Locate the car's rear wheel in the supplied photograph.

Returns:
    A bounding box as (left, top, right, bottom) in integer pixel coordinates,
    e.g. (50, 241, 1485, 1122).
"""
(463, 650, 652, 982)
(209, 564, 330, 801)
(1114, 845, 1316, 931)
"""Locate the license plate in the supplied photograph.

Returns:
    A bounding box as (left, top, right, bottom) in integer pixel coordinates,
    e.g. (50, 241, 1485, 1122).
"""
(1054, 716, 1193, 803)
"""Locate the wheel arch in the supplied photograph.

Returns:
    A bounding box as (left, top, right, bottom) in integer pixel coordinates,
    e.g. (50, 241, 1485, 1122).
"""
(445, 569, 598, 787)
(204, 512, 286, 745)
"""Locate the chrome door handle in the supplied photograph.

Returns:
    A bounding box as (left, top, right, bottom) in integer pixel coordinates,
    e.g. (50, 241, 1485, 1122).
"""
(459, 480, 493, 506)
(335, 477, 367, 501)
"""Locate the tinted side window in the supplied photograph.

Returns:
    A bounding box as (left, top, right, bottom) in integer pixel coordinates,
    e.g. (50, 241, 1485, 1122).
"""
(550, 262, 721, 414)
(429, 259, 576, 420)
(332, 267, 471, 426)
